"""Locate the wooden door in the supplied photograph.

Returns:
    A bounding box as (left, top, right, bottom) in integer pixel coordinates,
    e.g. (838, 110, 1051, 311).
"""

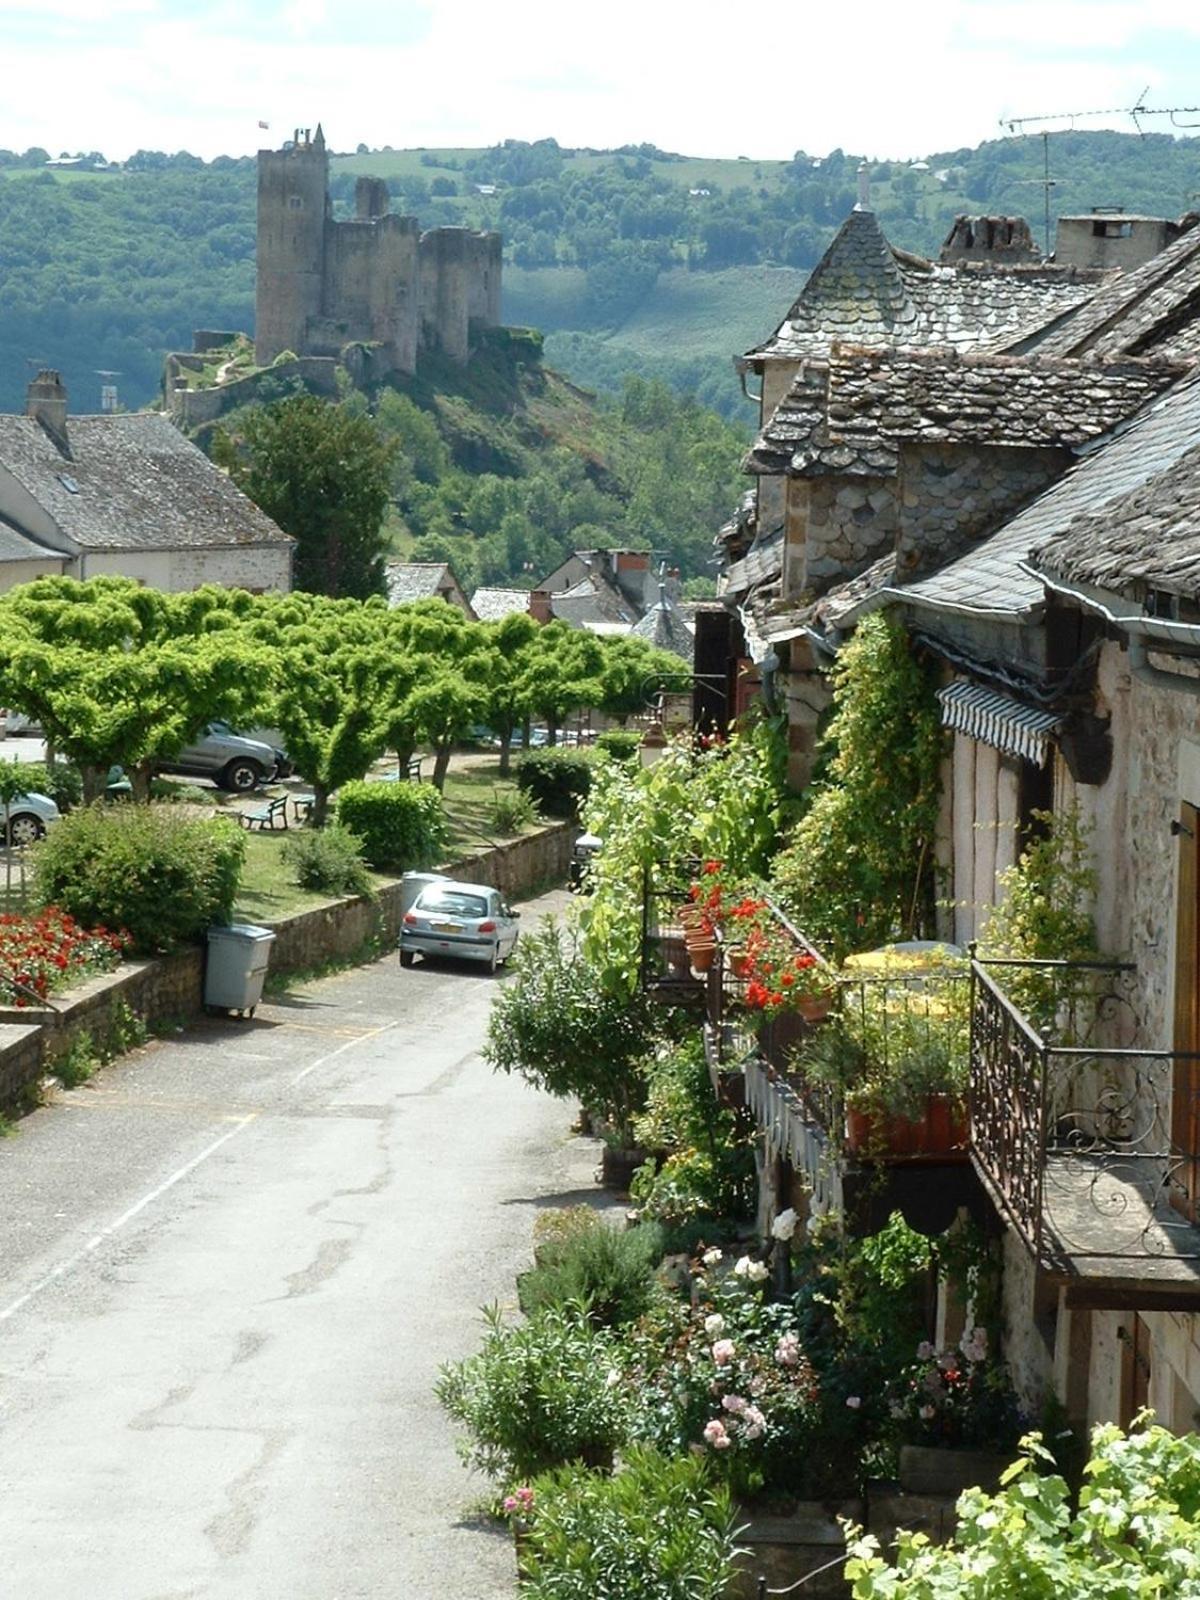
(1173, 803, 1200, 1221)
(1120, 1313, 1153, 1428)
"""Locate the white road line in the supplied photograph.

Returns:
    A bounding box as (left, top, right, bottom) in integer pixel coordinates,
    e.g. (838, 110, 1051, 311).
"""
(287, 1021, 398, 1087)
(0, 1017, 400, 1326)
(0, 1116, 256, 1325)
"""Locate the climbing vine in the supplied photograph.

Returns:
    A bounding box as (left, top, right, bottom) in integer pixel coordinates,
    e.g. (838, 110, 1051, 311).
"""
(770, 613, 942, 961)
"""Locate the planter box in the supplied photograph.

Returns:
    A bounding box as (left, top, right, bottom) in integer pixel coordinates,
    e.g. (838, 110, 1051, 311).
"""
(897, 1444, 1011, 1497)
(727, 1499, 861, 1599)
(845, 1095, 968, 1161)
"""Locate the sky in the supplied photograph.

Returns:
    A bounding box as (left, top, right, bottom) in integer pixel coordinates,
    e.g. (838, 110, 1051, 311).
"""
(6, 0, 1200, 163)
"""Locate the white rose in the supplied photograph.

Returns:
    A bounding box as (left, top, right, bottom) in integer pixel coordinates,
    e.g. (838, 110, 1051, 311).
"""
(747, 1259, 769, 1283)
(771, 1208, 799, 1241)
(733, 1255, 753, 1278)
(704, 1313, 726, 1337)
(702, 1247, 723, 1267)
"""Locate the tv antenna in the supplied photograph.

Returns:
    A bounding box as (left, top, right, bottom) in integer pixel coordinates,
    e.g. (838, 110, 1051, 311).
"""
(1000, 90, 1200, 255)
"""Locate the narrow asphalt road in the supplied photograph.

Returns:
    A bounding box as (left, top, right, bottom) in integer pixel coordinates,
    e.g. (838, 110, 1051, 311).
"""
(0, 888, 595, 1600)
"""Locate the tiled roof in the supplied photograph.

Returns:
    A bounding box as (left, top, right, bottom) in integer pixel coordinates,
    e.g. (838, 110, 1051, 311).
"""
(1029, 221, 1200, 360)
(825, 347, 1184, 453)
(471, 587, 530, 622)
(385, 561, 453, 606)
(745, 347, 1179, 481)
(0, 414, 292, 551)
(630, 597, 695, 661)
(748, 208, 1099, 365)
(0, 518, 66, 565)
(906, 367, 1200, 615)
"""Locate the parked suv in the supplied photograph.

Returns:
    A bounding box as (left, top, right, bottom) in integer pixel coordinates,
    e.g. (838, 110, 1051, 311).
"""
(157, 723, 289, 793)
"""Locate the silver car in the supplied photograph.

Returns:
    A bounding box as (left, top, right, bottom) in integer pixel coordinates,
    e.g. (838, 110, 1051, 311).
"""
(399, 881, 520, 973)
(157, 722, 288, 793)
(0, 790, 60, 846)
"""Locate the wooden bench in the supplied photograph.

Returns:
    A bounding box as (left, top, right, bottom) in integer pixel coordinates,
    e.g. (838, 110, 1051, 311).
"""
(405, 757, 423, 781)
(238, 795, 289, 831)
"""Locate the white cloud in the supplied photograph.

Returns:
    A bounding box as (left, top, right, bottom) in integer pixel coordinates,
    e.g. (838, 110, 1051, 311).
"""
(1, 0, 1199, 161)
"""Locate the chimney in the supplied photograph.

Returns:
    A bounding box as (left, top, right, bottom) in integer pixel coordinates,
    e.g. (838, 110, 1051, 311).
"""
(855, 162, 871, 212)
(26, 369, 70, 456)
(528, 588, 553, 624)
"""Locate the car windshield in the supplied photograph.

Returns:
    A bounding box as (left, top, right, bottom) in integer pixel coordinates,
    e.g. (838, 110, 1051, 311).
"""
(418, 890, 489, 919)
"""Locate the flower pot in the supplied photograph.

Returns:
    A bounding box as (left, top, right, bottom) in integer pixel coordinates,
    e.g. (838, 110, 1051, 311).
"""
(729, 948, 753, 978)
(688, 942, 717, 974)
(797, 994, 832, 1024)
(845, 1095, 968, 1159)
(897, 1444, 1011, 1497)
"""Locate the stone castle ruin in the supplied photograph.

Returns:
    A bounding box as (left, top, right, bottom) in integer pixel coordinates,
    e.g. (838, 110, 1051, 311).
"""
(255, 124, 503, 375)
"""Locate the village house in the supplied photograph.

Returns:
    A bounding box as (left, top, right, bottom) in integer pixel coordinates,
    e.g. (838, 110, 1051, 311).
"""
(384, 559, 476, 617)
(0, 371, 294, 593)
(699, 190, 1200, 1452)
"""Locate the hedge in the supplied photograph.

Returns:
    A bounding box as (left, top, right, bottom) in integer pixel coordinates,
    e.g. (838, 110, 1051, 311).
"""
(334, 779, 448, 872)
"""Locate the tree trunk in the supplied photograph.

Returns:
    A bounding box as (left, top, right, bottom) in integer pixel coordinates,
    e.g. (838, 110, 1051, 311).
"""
(81, 765, 107, 805)
(394, 742, 416, 779)
(312, 782, 331, 827)
(131, 763, 153, 803)
(548, 717, 559, 747)
(520, 716, 531, 751)
(498, 728, 514, 778)
(432, 742, 452, 791)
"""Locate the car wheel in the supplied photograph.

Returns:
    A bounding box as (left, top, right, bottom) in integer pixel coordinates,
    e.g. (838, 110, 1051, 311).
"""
(222, 758, 264, 793)
(7, 813, 44, 847)
(399, 949, 415, 968)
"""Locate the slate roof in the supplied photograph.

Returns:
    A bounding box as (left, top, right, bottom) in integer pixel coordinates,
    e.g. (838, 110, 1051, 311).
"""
(905, 367, 1200, 616)
(1028, 220, 1200, 360)
(745, 347, 1180, 481)
(630, 595, 695, 661)
(0, 519, 66, 565)
(0, 413, 292, 551)
(471, 587, 531, 622)
(747, 208, 1099, 366)
(384, 561, 458, 607)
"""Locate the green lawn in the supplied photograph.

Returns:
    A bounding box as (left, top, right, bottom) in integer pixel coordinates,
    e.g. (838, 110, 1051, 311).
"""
(231, 757, 538, 919)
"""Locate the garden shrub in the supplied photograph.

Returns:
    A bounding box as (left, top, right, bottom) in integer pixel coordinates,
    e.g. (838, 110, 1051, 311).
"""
(335, 779, 447, 872)
(594, 728, 641, 762)
(33, 804, 245, 955)
(491, 786, 538, 834)
(485, 920, 662, 1141)
(518, 1219, 665, 1328)
(519, 1448, 737, 1600)
(282, 823, 374, 899)
(516, 748, 594, 818)
(436, 1303, 627, 1482)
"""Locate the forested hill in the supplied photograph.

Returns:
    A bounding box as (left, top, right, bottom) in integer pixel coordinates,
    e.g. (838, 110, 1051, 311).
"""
(1, 129, 1198, 418)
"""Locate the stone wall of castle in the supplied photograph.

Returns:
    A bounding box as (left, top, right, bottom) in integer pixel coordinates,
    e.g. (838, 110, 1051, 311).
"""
(254, 127, 502, 375)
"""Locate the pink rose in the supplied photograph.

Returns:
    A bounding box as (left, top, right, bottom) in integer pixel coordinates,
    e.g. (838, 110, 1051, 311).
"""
(711, 1338, 736, 1365)
(703, 1419, 731, 1450)
(722, 1394, 748, 1414)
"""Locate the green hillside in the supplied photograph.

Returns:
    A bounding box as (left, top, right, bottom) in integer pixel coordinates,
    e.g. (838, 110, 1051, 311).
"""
(1, 129, 1198, 417)
(208, 328, 747, 591)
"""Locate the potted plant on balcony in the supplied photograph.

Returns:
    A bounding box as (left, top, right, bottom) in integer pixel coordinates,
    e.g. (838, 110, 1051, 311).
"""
(794, 947, 970, 1159)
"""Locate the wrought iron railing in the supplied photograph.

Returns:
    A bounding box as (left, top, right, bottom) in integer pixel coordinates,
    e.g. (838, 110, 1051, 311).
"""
(969, 956, 1200, 1270)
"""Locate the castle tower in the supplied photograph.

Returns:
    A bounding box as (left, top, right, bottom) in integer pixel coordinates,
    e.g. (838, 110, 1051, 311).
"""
(255, 125, 330, 365)
(419, 228, 471, 363)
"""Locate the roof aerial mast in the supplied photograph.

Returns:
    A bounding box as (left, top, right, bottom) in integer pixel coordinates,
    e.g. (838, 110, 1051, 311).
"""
(1000, 91, 1200, 256)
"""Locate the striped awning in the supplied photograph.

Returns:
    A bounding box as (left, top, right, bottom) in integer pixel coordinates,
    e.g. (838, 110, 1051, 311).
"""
(937, 680, 1062, 765)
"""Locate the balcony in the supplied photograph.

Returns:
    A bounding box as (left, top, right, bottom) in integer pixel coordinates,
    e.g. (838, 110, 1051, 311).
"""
(969, 957, 1200, 1310)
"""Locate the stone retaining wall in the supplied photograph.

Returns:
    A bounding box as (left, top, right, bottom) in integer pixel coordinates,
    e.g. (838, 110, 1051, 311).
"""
(0, 820, 574, 1113)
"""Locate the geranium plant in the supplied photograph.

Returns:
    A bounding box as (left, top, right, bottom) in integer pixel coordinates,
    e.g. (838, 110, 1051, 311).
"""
(0, 908, 128, 1005)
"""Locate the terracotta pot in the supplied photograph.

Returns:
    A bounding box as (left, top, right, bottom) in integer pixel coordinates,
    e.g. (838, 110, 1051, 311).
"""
(797, 994, 832, 1023)
(729, 949, 753, 978)
(688, 942, 717, 974)
(845, 1095, 968, 1159)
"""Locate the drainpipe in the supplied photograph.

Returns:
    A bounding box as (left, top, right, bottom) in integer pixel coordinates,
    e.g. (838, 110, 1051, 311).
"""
(1030, 565, 1200, 698)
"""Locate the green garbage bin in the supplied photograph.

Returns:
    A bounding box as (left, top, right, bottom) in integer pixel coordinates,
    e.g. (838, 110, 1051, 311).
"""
(205, 922, 276, 1016)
